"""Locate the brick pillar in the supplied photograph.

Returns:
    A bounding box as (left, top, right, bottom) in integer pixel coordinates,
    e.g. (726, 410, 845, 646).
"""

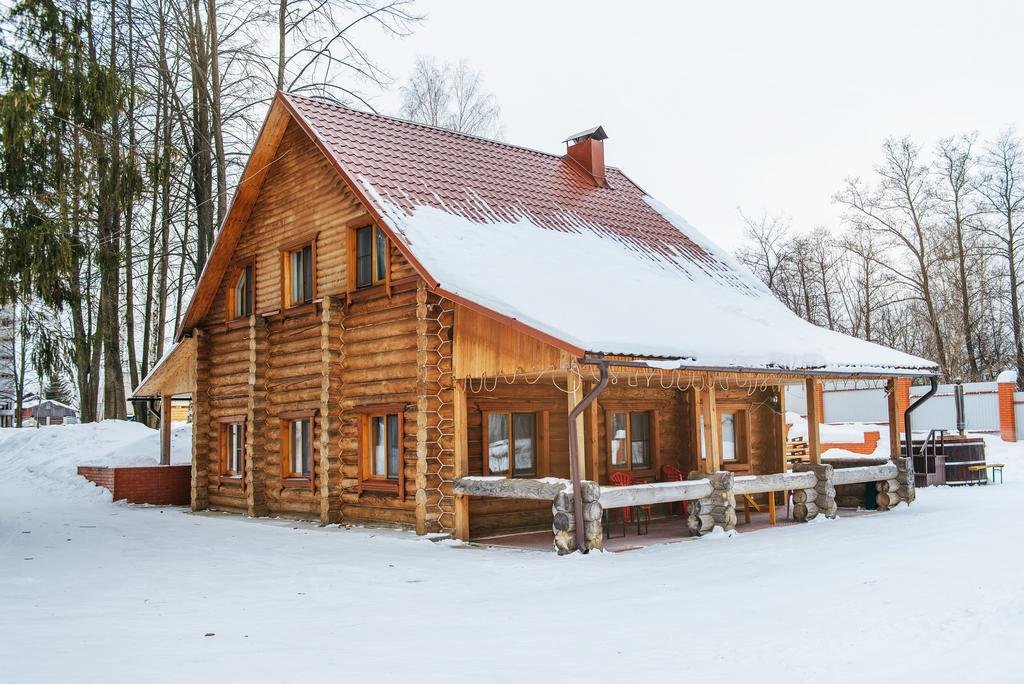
(894, 378, 912, 417)
(813, 381, 825, 423)
(998, 379, 1017, 442)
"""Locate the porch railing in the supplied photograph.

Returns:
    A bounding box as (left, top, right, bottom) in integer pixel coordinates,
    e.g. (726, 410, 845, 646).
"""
(453, 459, 913, 555)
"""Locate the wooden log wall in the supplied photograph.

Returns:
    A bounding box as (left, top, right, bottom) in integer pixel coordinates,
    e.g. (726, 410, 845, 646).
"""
(465, 379, 567, 537)
(415, 285, 456, 534)
(337, 281, 419, 526)
(715, 387, 782, 476)
(590, 384, 695, 485)
(192, 117, 425, 528)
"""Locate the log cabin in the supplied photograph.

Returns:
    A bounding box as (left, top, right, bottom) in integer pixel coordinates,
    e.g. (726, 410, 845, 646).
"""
(132, 92, 938, 545)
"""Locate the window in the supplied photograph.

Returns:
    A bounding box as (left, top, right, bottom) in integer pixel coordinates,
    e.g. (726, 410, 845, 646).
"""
(353, 224, 389, 289)
(282, 240, 315, 307)
(718, 407, 749, 463)
(281, 413, 315, 487)
(607, 409, 654, 473)
(358, 406, 405, 496)
(228, 263, 253, 320)
(484, 411, 537, 477)
(219, 419, 245, 480)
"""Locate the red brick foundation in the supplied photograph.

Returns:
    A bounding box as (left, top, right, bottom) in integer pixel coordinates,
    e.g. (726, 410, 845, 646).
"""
(77, 465, 191, 505)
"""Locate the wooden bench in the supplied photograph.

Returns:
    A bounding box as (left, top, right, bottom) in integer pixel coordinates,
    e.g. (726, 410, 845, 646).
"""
(968, 463, 1004, 484)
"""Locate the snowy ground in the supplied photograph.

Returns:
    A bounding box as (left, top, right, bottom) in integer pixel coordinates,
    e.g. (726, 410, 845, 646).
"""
(1, 423, 1023, 682)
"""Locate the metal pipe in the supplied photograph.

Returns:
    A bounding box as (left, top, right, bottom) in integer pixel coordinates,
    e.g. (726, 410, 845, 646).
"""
(903, 376, 940, 462)
(953, 382, 966, 436)
(567, 358, 610, 554)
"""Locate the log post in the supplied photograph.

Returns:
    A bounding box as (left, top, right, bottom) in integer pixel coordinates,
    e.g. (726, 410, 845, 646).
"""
(568, 366, 587, 483)
(246, 315, 268, 517)
(878, 456, 916, 510)
(452, 380, 469, 541)
(686, 470, 735, 535)
(552, 481, 602, 555)
(700, 384, 721, 472)
(159, 394, 172, 466)
(317, 297, 343, 525)
(805, 378, 822, 465)
(792, 463, 836, 521)
(190, 328, 209, 512)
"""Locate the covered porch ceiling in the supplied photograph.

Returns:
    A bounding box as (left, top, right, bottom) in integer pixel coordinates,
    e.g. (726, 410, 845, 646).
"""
(131, 337, 197, 399)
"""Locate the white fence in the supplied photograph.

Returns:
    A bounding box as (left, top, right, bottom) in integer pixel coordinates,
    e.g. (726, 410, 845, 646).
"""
(786, 381, 1001, 433)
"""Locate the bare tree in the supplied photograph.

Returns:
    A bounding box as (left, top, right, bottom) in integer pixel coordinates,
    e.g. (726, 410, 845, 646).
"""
(835, 138, 950, 374)
(935, 134, 983, 378)
(735, 210, 793, 298)
(400, 57, 503, 138)
(977, 129, 1024, 388)
(273, 0, 420, 106)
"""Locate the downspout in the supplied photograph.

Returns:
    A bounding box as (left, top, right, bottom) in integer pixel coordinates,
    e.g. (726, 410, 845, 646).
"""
(903, 375, 940, 462)
(567, 358, 610, 554)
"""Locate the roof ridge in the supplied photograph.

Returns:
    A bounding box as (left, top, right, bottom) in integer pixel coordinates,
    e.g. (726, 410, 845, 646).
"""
(285, 92, 627, 171)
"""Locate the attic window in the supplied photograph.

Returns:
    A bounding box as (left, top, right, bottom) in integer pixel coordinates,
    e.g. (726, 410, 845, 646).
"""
(281, 238, 315, 308)
(353, 225, 388, 289)
(228, 263, 253, 320)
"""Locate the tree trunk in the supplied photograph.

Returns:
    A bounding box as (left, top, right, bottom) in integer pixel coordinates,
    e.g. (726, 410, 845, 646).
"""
(277, 0, 287, 90)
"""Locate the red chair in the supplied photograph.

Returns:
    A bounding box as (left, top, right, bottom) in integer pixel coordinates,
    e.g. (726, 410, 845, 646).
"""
(660, 464, 690, 517)
(606, 471, 650, 536)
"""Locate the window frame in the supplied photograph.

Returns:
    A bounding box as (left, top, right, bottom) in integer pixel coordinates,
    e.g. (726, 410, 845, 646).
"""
(226, 260, 255, 322)
(356, 404, 406, 498)
(349, 223, 390, 292)
(280, 234, 318, 309)
(602, 404, 659, 478)
(717, 403, 752, 465)
(280, 409, 317, 490)
(480, 406, 550, 478)
(217, 415, 247, 487)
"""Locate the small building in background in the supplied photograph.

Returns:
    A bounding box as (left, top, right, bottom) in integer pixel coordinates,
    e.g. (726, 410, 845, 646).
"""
(21, 398, 79, 426)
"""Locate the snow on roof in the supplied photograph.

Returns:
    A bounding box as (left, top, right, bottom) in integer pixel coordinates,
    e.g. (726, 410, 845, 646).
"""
(22, 398, 78, 412)
(280, 94, 938, 375)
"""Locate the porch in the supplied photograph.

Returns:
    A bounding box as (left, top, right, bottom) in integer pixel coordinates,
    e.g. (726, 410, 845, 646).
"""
(450, 340, 919, 550)
(474, 505, 809, 553)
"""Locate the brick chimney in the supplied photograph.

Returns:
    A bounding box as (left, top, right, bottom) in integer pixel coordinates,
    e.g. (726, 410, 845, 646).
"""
(563, 125, 608, 187)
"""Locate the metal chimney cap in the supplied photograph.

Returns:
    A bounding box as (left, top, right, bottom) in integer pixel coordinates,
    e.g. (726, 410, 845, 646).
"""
(563, 125, 608, 144)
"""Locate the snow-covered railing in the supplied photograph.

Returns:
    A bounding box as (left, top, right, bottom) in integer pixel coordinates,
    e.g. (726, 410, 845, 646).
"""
(733, 472, 817, 495)
(599, 479, 713, 509)
(453, 476, 570, 500)
(832, 463, 897, 486)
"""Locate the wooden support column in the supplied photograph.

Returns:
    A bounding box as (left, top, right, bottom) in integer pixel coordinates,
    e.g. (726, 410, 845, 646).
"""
(776, 383, 788, 472)
(887, 378, 901, 460)
(189, 328, 209, 512)
(805, 378, 822, 465)
(159, 394, 172, 466)
(586, 382, 601, 483)
(452, 379, 469, 541)
(687, 386, 702, 471)
(700, 382, 721, 472)
(246, 314, 268, 517)
(568, 367, 586, 480)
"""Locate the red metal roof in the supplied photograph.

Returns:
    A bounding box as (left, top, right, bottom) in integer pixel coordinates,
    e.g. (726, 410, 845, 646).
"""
(284, 93, 749, 291)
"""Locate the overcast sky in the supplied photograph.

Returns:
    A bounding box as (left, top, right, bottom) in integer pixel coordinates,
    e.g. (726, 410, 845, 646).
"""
(364, 0, 1024, 249)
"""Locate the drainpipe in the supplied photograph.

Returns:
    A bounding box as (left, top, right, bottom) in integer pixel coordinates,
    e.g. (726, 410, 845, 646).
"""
(903, 376, 940, 462)
(567, 358, 610, 554)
